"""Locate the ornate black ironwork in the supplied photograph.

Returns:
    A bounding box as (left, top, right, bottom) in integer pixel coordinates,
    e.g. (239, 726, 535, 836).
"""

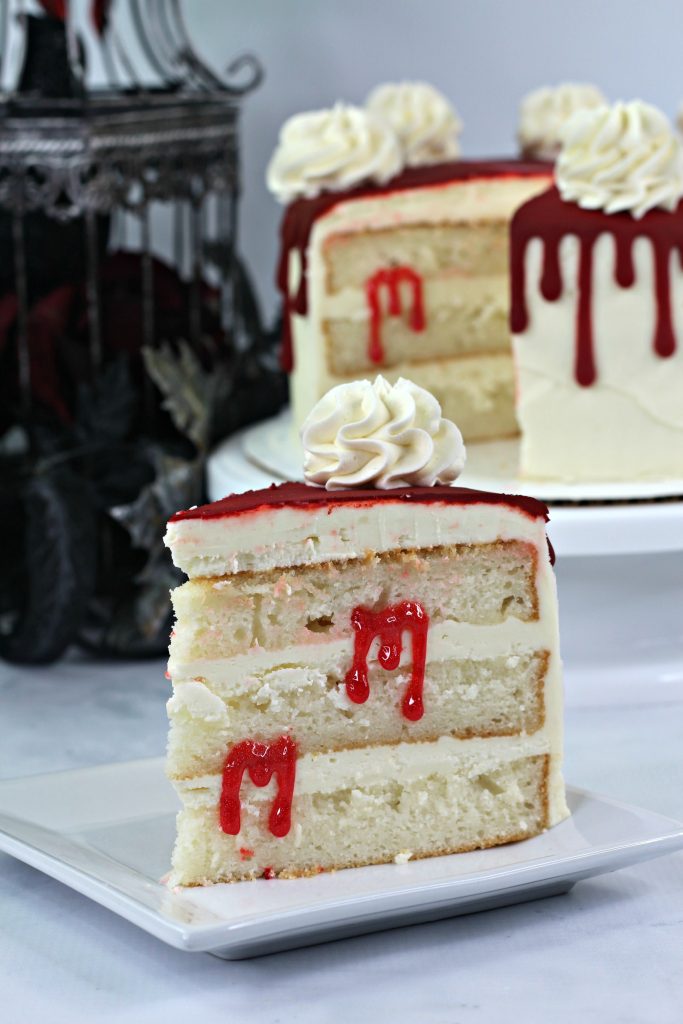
(0, 3, 285, 664)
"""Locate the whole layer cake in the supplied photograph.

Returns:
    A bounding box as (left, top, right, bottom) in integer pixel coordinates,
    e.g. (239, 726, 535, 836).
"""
(268, 85, 552, 441)
(164, 378, 568, 884)
(511, 99, 683, 480)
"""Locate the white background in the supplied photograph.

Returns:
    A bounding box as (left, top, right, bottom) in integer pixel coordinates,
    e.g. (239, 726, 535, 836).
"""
(12, 0, 683, 320)
(182, 0, 683, 320)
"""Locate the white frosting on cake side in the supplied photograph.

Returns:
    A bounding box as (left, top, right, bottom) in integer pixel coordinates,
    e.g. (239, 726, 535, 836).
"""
(366, 81, 462, 166)
(300, 376, 466, 490)
(266, 103, 403, 204)
(556, 100, 683, 218)
(517, 83, 606, 161)
(512, 234, 683, 480)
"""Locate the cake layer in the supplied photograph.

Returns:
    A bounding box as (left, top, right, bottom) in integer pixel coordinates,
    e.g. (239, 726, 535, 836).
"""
(167, 648, 549, 777)
(170, 542, 539, 663)
(323, 222, 510, 291)
(169, 736, 563, 884)
(285, 162, 551, 434)
(324, 275, 508, 374)
(292, 337, 518, 442)
(166, 485, 549, 581)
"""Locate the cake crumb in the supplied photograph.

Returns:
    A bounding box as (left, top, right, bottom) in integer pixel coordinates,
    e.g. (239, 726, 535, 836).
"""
(394, 851, 413, 865)
(263, 866, 276, 880)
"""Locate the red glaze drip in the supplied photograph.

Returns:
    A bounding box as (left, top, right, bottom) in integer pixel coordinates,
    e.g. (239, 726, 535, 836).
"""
(170, 481, 550, 526)
(345, 600, 429, 721)
(366, 266, 425, 364)
(510, 186, 682, 386)
(576, 235, 596, 386)
(220, 736, 297, 838)
(278, 158, 551, 370)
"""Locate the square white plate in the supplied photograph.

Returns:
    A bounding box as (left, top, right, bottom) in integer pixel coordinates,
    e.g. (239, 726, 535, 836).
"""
(0, 757, 681, 960)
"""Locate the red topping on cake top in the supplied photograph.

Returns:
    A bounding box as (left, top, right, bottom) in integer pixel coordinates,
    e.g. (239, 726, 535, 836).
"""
(511, 186, 682, 386)
(279, 158, 551, 371)
(169, 481, 550, 525)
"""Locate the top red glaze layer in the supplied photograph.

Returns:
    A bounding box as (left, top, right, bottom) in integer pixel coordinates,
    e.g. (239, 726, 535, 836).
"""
(345, 600, 429, 721)
(278, 158, 552, 370)
(510, 186, 683, 386)
(220, 735, 297, 838)
(169, 481, 550, 526)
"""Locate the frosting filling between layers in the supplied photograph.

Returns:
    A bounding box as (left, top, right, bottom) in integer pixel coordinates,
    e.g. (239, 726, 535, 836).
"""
(174, 732, 566, 823)
(169, 618, 552, 684)
(166, 483, 550, 578)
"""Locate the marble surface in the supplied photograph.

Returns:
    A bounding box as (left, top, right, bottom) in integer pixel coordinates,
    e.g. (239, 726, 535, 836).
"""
(1, 654, 683, 1024)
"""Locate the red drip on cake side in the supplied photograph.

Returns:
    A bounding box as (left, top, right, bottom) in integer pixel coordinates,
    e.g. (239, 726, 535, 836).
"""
(169, 481, 550, 525)
(345, 601, 429, 720)
(366, 266, 426, 364)
(278, 158, 551, 371)
(510, 186, 683, 386)
(220, 736, 297, 839)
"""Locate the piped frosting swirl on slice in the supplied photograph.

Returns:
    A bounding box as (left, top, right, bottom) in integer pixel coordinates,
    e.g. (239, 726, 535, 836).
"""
(301, 376, 466, 491)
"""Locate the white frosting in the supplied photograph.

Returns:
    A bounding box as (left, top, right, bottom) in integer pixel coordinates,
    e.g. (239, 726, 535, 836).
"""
(300, 376, 466, 490)
(512, 234, 683, 480)
(517, 83, 606, 160)
(366, 81, 462, 166)
(165, 494, 549, 579)
(266, 103, 403, 204)
(556, 100, 683, 218)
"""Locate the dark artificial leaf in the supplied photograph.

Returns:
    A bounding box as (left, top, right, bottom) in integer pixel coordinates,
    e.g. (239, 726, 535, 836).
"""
(109, 446, 203, 553)
(142, 342, 212, 450)
(0, 467, 97, 664)
(74, 355, 136, 447)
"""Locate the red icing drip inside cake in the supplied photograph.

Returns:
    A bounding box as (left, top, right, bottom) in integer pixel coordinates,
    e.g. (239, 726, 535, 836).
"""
(220, 736, 297, 838)
(345, 601, 429, 721)
(278, 158, 550, 371)
(366, 266, 426, 364)
(510, 186, 682, 386)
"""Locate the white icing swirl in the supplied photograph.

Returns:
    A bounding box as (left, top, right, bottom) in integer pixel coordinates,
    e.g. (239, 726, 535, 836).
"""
(266, 103, 403, 204)
(517, 83, 606, 161)
(366, 82, 462, 167)
(556, 100, 683, 218)
(301, 376, 466, 491)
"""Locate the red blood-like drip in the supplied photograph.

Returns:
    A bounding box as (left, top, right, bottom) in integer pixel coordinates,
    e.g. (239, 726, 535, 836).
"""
(366, 267, 426, 364)
(220, 736, 297, 838)
(653, 242, 676, 358)
(277, 159, 551, 369)
(540, 237, 562, 301)
(576, 236, 596, 387)
(345, 600, 429, 721)
(510, 186, 683, 386)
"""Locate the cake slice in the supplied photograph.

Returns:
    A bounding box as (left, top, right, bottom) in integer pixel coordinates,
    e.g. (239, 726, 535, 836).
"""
(267, 88, 552, 441)
(164, 379, 568, 884)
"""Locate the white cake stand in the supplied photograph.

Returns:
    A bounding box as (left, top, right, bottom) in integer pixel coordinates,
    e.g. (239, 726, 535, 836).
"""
(207, 411, 683, 699)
